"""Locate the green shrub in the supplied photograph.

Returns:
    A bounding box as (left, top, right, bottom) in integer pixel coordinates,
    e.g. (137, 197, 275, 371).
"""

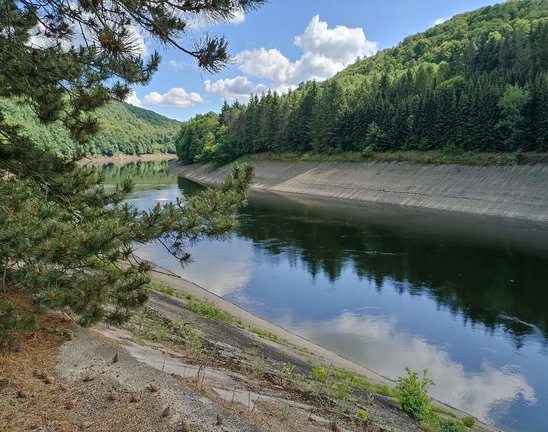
(396, 368, 434, 421)
(439, 419, 465, 432)
(462, 416, 475, 428)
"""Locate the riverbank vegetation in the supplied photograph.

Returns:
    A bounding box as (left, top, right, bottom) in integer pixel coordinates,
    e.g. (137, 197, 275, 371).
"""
(176, 0, 548, 164)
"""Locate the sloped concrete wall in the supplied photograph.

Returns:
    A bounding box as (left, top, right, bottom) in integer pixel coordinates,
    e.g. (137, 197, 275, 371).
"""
(170, 160, 548, 222)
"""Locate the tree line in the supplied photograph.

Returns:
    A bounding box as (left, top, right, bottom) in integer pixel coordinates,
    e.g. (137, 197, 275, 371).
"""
(176, 0, 548, 163)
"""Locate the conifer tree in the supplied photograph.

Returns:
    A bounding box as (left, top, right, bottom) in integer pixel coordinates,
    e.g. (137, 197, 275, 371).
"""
(0, 0, 264, 350)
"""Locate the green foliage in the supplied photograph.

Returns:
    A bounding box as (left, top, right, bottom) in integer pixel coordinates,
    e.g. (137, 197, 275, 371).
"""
(356, 408, 368, 423)
(248, 326, 287, 344)
(438, 419, 466, 432)
(0, 98, 179, 156)
(364, 122, 389, 152)
(311, 367, 329, 383)
(278, 362, 296, 385)
(497, 84, 531, 150)
(396, 368, 434, 422)
(176, 0, 548, 163)
(0, 0, 263, 351)
(462, 416, 475, 428)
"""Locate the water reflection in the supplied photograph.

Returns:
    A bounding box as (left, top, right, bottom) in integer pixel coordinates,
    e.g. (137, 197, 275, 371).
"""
(293, 311, 536, 422)
(231, 190, 548, 344)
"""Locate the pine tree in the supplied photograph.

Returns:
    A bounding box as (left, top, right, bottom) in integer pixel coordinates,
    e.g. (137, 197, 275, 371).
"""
(0, 0, 263, 350)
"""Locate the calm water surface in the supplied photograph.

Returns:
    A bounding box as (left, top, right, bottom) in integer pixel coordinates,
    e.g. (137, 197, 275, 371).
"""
(101, 162, 548, 432)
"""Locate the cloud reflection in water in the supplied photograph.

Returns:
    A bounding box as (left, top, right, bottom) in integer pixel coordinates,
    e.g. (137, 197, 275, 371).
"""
(294, 311, 536, 422)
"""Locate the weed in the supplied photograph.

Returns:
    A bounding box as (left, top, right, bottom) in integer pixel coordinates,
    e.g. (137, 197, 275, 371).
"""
(462, 416, 475, 428)
(438, 418, 466, 432)
(277, 362, 295, 386)
(186, 299, 244, 328)
(311, 367, 329, 383)
(332, 380, 351, 401)
(245, 149, 520, 167)
(357, 408, 368, 421)
(242, 347, 270, 378)
(185, 327, 204, 356)
(396, 368, 434, 422)
(248, 326, 287, 344)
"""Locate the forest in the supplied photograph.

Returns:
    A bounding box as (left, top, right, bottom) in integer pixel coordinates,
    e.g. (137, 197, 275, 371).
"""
(176, 0, 548, 164)
(0, 99, 179, 156)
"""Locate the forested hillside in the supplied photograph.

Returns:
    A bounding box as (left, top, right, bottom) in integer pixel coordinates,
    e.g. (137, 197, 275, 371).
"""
(176, 0, 548, 163)
(0, 99, 179, 156)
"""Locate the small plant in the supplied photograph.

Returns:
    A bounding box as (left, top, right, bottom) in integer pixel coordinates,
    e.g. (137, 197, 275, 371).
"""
(249, 326, 287, 344)
(361, 145, 374, 159)
(396, 368, 434, 422)
(441, 143, 464, 157)
(462, 416, 475, 428)
(439, 418, 465, 432)
(278, 362, 295, 385)
(10, 398, 23, 407)
(311, 367, 328, 383)
(185, 327, 204, 355)
(357, 408, 368, 421)
(331, 380, 351, 401)
(515, 147, 524, 164)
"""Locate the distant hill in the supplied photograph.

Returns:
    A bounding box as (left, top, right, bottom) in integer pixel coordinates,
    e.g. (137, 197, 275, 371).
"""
(0, 98, 180, 156)
(176, 0, 548, 163)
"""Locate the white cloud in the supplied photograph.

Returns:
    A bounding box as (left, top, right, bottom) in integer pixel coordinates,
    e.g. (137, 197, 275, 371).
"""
(143, 88, 203, 107)
(434, 17, 449, 26)
(239, 48, 296, 85)
(235, 15, 378, 92)
(204, 76, 267, 101)
(295, 15, 378, 65)
(168, 60, 189, 71)
(125, 90, 142, 108)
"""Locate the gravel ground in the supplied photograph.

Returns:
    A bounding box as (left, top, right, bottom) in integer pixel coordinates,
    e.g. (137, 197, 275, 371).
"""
(56, 328, 261, 432)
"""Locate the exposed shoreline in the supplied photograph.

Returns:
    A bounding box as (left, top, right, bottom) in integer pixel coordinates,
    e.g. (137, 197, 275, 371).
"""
(79, 152, 176, 166)
(170, 160, 548, 223)
(147, 263, 500, 432)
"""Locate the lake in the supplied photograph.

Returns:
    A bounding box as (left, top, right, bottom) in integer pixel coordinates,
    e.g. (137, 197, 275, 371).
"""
(100, 161, 548, 432)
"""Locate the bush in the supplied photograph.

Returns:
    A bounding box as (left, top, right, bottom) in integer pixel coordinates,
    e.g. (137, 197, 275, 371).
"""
(462, 416, 475, 428)
(396, 368, 434, 421)
(439, 419, 465, 432)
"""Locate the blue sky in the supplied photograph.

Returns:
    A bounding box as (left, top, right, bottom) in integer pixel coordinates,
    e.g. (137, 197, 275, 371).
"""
(127, 0, 503, 121)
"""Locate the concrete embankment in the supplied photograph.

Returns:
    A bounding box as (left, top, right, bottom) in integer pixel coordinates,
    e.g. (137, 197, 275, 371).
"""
(171, 160, 548, 222)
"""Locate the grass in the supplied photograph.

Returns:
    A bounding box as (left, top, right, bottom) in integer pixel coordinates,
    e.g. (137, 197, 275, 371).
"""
(241, 149, 523, 167)
(248, 326, 288, 344)
(186, 298, 245, 328)
(146, 281, 190, 300)
(149, 281, 292, 345)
